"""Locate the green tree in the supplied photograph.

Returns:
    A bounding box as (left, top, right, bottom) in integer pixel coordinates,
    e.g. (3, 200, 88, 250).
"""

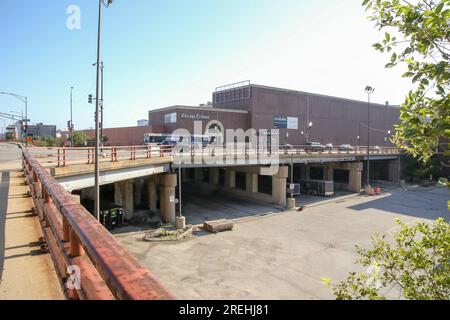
(331, 0, 450, 301)
(362, 0, 449, 162)
(323, 218, 450, 300)
(402, 154, 448, 182)
(72, 131, 90, 147)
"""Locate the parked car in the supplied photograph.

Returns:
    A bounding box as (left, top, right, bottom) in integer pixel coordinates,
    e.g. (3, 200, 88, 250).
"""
(305, 142, 325, 152)
(325, 143, 334, 151)
(371, 146, 382, 152)
(339, 144, 354, 152)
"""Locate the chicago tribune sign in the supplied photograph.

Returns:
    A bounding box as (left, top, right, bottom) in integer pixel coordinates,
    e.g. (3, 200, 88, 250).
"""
(180, 113, 210, 120)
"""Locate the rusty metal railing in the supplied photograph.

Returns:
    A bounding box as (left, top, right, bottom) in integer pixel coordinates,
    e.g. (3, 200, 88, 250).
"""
(28, 145, 174, 168)
(22, 148, 174, 300)
(28, 145, 401, 168)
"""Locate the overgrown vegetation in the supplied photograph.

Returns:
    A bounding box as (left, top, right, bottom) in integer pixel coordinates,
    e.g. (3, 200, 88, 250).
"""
(362, 0, 449, 163)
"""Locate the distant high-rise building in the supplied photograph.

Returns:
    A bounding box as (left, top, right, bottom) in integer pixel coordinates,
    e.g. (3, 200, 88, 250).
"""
(137, 119, 149, 127)
(27, 123, 57, 139)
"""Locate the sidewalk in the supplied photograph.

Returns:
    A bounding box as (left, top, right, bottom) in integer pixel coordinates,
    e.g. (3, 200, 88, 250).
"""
(0, 162, 64, 300)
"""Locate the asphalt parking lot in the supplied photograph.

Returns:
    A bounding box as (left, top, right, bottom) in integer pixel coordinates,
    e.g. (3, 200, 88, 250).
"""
(119, 185, 449, 300)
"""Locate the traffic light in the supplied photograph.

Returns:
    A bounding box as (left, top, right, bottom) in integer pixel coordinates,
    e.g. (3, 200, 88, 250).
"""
(88, 94, 93, 104)
(67, 120, 71, 130)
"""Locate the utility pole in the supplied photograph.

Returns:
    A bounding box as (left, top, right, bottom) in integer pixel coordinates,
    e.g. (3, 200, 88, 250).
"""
(94, 0, 102, 221)
(94, 0, 113, 221)
(24, 96, 28, 146)
(70, 86, 74, 146)
(100, 62, 104, 148)
(92, 61, 104, 148)
(178, 163, 182, 217)
(365, 86, 375, 193)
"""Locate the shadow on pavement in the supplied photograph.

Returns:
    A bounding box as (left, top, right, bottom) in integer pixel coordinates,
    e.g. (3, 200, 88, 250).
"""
(348, 186, 449, 221)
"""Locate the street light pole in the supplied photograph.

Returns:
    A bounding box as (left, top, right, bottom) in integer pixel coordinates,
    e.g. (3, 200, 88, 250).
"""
(178, 163, 182, 217)
(94, 0, 113, 221)
(100, 62, 104, 148)
(94, 0, 103, 221)
(70, 86, 74, 146)
(1, 92, 28, 146)
(365, 86, 375, 193)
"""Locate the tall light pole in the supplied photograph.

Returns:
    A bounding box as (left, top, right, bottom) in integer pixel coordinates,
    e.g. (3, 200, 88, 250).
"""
(94, 0, 114, 221)
(365, 86, 375, 193)
(1, 92, 28, 146)
(93, 61, 105, 148)
(70, 86, 74, 146)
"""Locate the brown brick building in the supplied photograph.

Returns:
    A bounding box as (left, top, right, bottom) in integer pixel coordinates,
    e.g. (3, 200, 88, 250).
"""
(79, 82, 400, 147)
(148, 82, 400, 147)
(80, 125, 163, 146)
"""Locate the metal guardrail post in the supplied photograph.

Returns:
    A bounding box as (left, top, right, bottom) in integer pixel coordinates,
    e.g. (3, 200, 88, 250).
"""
(69, 229, 83, 257)
(63, 148, 66, 167)
(62, 218, 70, 242)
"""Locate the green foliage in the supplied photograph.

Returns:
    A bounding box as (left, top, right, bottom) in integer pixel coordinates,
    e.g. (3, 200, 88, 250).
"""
(402, 153, 449, 181)
(362, 0, 450, 162)
(72, 131, 91, 147)
(326, 219, 450, 300)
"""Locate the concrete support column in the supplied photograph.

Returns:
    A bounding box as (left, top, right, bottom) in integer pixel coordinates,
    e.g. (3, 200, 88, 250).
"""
(348, 162, 363, 193)
(226, 169, 236, 189)
(324, 165, 333, 181)
(147, 178, 158, 213)
(272, 166, 288, 206)
(388, 158, 401, 184)
(114, 182, 123, 206)
(246, 172, 258, 193)
(122, 181, 134, 220)
(160, 173, 177, 224)
(305, 166, 311, 180)
(210, 167, 220, 185)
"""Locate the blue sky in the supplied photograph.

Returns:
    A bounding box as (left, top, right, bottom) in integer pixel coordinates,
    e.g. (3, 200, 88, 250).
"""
(0, 0, 412, 131)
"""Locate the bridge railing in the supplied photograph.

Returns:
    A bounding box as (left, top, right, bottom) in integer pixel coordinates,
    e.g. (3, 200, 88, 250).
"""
(28, 144, 402, 168)
(22, 148, 174, 300)
(28, 145, 174, 168)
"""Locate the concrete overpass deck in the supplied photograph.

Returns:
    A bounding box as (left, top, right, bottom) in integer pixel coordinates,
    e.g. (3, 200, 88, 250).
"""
(28, 146, 401, 192)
